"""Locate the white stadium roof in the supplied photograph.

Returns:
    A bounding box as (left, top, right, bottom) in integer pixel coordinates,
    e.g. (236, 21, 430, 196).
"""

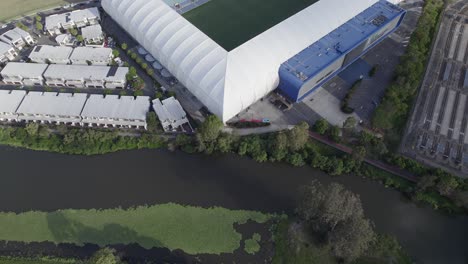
(102, 0, 381, 122)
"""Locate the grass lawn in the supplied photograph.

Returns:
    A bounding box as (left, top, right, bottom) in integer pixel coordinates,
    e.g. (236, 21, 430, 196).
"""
(183, 0, 318, 51)
(0, 257, 77, 264)
(0, 0, 68, 22)
(0, 203, 274, 255)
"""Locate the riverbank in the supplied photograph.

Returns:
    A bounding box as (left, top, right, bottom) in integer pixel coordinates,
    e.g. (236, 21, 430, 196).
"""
(1, 120, 466, 214)
(0, 124, 166, 155)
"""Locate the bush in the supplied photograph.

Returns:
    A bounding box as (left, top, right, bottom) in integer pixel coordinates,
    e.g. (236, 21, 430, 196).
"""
(372, 0, 444, 142)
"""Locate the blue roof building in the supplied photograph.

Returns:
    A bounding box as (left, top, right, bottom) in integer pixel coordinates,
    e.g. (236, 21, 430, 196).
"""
(278, 0, 406, 102)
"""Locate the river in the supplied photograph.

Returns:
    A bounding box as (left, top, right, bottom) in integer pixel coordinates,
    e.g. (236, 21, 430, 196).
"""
(0, 146, 466, 264)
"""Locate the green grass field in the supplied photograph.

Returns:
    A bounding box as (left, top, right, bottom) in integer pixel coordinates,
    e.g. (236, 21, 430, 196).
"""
(0, 0, 68, 22)
(0, 257, 77, 264)
(0, 204, 274, 255)
(183, 0, 318, 51)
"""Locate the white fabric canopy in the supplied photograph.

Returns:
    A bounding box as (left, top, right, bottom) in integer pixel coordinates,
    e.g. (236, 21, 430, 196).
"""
(102, 0, 379, 122)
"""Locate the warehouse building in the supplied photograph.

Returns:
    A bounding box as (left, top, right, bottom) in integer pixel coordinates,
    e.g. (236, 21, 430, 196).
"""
(45, 7, 101, 35)
(29, 45, 73, 64)
(0, 90, 26, 121)
(0, 41, 17, 63)
(43, 64, 128, 88)
(69, 47, 113, 65)
(16, 91, 88, 125)
(1, 62, 48, 85)
(153, 97, 190, 132)
(81, 94, 150, 129)
(102, 0, 405, 122)
(278, 1, 405, 101)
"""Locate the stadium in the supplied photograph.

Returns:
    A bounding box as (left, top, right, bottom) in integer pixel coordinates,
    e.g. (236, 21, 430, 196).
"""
(102, 0, 406, 122)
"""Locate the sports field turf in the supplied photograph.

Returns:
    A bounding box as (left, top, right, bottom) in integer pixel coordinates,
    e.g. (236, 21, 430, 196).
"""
(183, 0, 318, 51)
(0, 0, 69, 22)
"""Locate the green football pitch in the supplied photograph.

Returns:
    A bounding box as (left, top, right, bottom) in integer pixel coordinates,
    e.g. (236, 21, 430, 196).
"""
(183, 0, 318, 51)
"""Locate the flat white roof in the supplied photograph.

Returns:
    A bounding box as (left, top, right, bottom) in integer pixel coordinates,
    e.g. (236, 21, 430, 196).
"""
(55, 34, 72, 43)
(0, 90, 26, 113)
(0, 41, 13, 55)
(1, 62, 49, 78)
(69, 47, 112, 63)
(17, 91, 88, 117)
(82, 94, 150, 121)
(153, 97, 186, 123)
(44, 64, 128, 81)
(45, 7, 101, 30)
(81, 24, 103, 40)
(0, 27, 30, 43)
(29, 45, 73, 62)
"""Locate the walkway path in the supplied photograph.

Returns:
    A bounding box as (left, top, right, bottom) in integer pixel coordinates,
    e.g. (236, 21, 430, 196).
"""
(308, 131, 419, 182)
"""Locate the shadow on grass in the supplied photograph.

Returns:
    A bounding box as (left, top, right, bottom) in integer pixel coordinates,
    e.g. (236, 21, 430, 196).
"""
(46, 212, 163, 249)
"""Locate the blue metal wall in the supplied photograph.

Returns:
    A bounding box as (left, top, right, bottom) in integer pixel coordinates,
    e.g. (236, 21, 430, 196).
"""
(278, 0, 406, 102)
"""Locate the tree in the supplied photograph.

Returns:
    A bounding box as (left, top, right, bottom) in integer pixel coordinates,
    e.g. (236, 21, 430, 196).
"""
(216, 133, 235, 153)
(198, 115, 223, 144)
(112, 49, 120, 58)
(343, 116, 357, 129)
(35, 22, 43, 31)
(76, 35, 84, 42)
(328, 215, 375, 262)
(88, 248, 125, 264)
(296, 181, 375, 262)
(352, 146, 367, 164)
(296, 181, 364, 231)
(417, 174, 437, 191)
(287, 152, 305, 167)
(313, 119, 329, 135)
(70, 28, 78, 36)
(328, 125, 341, 142)
(269, 132, 289, 161)
(146, 112, 159, 132)
(436, 175, 459, 196)
(126, 67, 137, 81)
(287, 122, 309, 152)
(25, 123, 40, 136)
(121, 43, 128, 50)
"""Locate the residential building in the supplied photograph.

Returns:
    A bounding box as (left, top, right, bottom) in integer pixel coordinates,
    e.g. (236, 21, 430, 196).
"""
(0, 27, 34, 50)
(0, 90, 26, 121)
(16, 92, 88, 125)
(81, 94, 150, 129)
(55, 34, 76, 46)
(0, 62, 48, 85)
(0, 41, 18, 63)
(153, 97, 190, 132)
(45, 7, 101, 35)
(28, 45, 73, 64)
(69, 47, 113, 65)
(43, 64, 128, 88)
(81, 24, 104, 46)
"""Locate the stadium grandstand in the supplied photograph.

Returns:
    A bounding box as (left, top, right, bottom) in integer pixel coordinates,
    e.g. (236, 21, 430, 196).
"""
(102, 0, 405, 122)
